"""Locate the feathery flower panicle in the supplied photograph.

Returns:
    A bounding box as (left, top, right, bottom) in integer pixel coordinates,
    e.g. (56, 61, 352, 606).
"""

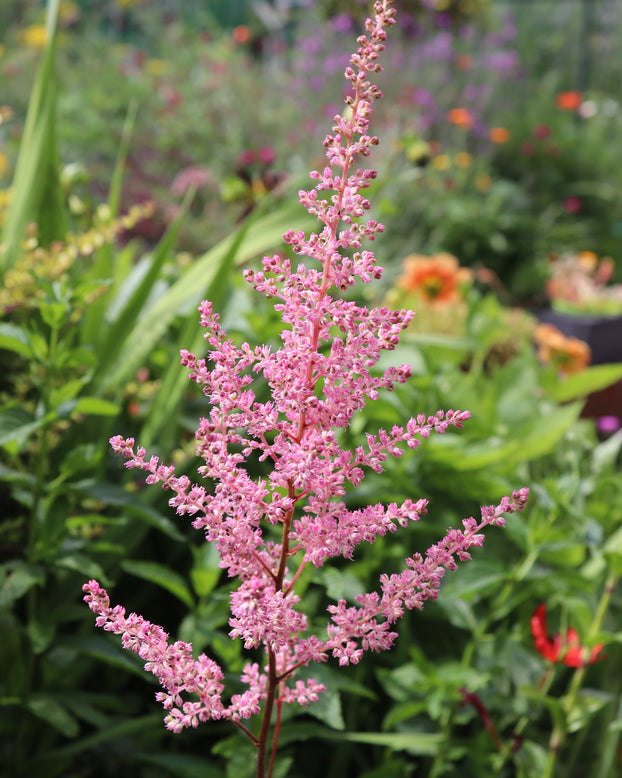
(84, 1, 528, 772)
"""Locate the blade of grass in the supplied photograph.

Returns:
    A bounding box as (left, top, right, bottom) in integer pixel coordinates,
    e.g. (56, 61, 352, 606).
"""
(138, 206, 253, 451)
(1, 0, 65, 274)
(81, 101, 138, 345)
(91, 187, 195, 380)
(98, 199, 314, 394)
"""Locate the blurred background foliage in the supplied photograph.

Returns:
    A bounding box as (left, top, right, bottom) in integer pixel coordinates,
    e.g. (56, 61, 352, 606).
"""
(1, 1, 622, 776)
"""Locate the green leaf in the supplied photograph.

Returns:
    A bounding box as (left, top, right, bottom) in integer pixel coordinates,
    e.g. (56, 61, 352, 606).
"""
(190, 542, 221, 598)
(520, 685, 567, 734)
(359, 759, 415, 778)
(567, 689, 611, 733)
(134, 752, 225, 778)
(306, 688, 345, 730)
(71, 396, 120, 416)
(0, 323, 32, 357)
(53, 552, 109, 583)
(0, 404, 42, 447)
(27, 615, 57, 654)
(26, 713, 163, 765)
(120, 559, 194, 608)
(86, 482, 185, 541)
(426, 401, 582, 470)
(26, 694, 79, 738)
(0, 563, 45, 608)
(320, 567, 365, 602)
(61, 634, 152, 679)
(323, 729, 442, 755)
(546, 363, 622, 403)
(50, 378, 88, 409)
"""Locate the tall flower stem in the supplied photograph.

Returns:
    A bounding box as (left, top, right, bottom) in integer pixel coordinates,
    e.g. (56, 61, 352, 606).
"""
(429, 549, 538, 777)
(541, 572, 617, 778)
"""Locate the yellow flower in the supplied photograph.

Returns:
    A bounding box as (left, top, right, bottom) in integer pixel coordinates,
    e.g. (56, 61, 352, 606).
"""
(577, 250, 598, 269)
(19, 25, 48, 48)
(145, 59, 166, 76)
(432, 154, 451, 171)
(454, 152, 472, 168)
(475, 174, 491, 192)
(59, 1, 80, 25)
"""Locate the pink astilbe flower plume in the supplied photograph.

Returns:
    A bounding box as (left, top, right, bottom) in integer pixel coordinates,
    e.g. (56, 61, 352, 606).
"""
(84, 2, 528, 775)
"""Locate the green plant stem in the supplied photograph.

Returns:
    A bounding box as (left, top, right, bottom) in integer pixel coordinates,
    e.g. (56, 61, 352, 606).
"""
(542, 572, 618, 778)
(428, 550, 537, 777)
(14, 324, 59, 772)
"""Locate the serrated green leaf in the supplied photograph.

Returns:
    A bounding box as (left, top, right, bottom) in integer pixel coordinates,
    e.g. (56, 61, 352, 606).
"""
(121, 559, 194, 608)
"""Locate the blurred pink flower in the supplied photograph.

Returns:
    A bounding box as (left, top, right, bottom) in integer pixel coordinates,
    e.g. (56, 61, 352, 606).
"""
(533, 124, 551, 140)
(170, 166, 213, 196)
(563, 196, 582, 214)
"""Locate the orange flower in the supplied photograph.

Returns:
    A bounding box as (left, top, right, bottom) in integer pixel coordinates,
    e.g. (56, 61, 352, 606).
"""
(555, 91, 582, 111)
(232, 25, 252, 44)
(455, 54, 473, 71)
(398, 253, 472, 305)
(488, 127, 510, 144)
(533, 323, 591, 375)
(446, 108, 475, 129)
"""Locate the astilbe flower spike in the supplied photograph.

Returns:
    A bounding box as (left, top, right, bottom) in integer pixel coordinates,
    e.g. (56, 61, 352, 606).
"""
(83, 3, 528, 775)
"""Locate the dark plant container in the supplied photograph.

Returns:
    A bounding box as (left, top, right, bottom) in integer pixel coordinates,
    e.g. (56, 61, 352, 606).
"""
(537, 309, 622, 366)
(537, 308, 622, 419)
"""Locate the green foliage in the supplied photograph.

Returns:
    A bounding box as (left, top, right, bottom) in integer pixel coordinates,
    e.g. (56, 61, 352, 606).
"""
(1, 1, 622, 775)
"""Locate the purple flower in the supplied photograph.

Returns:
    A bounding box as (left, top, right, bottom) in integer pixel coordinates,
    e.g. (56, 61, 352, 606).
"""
(413, 87, 436, 108)
(329, 13, 355, 34)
